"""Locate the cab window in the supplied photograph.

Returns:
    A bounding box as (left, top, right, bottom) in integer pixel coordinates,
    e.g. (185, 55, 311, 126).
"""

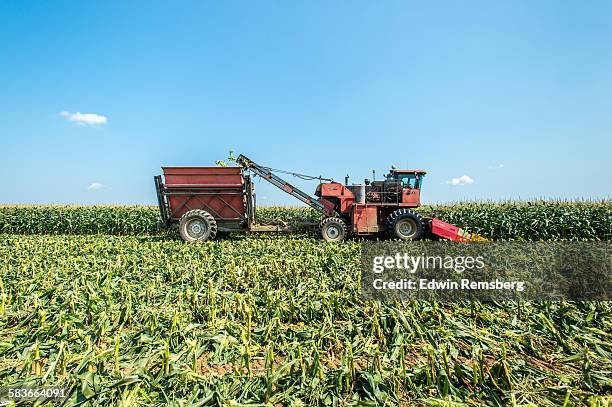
(400, 175, 418, 189)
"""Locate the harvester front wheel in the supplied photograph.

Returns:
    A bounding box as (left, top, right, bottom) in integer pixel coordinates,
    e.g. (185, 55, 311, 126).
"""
(387, 209, 424, 240)
(320, 217, 347, 242)
(179, 209, 218, 242)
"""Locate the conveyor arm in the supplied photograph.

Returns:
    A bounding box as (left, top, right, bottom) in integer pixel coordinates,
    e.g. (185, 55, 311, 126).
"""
(236, 154, 334, 216)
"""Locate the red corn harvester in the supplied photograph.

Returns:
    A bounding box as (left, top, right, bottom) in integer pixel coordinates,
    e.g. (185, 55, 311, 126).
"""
(154, 154, 487, 242)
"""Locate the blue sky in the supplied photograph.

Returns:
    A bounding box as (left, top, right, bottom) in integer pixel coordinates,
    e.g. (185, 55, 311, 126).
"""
(1, 1, 611, 205)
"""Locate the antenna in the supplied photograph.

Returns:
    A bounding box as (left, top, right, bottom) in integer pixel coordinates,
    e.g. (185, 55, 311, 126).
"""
(372, 170, 376, 182)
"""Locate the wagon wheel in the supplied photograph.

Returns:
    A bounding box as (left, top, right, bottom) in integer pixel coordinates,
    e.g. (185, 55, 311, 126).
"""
(319, 217, 347, 242)
(178, 209, 218, 242)
(386, 209, 424, 240)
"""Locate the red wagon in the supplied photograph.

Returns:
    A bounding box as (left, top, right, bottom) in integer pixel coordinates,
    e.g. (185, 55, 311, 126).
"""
(155, 167, 255, 241)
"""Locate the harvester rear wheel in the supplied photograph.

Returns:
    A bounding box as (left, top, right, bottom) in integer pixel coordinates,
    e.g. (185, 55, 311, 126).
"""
(179, 209, 218, 242)
(319, 217, 347, 242)
(387, 209, 424, 240)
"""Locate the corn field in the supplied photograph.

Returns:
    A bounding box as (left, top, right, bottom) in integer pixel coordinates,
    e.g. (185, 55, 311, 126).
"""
(421, 201, 612, 241)
(1, 201, 611, 240)
(0, 203, 611, 405)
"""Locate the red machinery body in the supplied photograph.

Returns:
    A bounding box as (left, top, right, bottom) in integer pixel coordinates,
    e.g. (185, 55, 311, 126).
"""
(155, 155, 486, 242)
(314, 169, 428, 235)
(402, 188, 421, 206)
(353, 205, 378, 234)
(315, 182, 354, 213)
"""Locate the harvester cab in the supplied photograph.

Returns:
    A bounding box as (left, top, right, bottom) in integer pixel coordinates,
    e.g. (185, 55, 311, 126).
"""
(385, 169, 426, 189)
(364, 168, 427, 206)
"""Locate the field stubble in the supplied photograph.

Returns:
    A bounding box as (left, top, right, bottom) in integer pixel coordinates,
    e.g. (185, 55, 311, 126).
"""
(0, 203, 611, 405)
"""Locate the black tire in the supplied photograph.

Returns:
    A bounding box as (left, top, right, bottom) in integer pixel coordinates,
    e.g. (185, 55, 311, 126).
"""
(387, 209, 424, 240)
(178, 209, 218, 242)
(420, 217, 437, 240)
(319, 217, 347, 242)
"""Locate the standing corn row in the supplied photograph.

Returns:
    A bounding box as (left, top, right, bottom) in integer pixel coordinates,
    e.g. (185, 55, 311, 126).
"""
(1, 201, 611, 240)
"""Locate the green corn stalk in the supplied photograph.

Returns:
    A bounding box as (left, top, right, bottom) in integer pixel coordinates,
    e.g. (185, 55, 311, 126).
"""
(162, 340, 170, 376)
(114, 334, 120, 373)
(191, 340, 198, 373)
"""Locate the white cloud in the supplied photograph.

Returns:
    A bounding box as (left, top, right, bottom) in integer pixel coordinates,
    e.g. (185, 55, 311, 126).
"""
(60, 111, 107, 126)
(447, 175, 474, 186)
(489, 163, 504, 169)
(87, 182, 103, 190)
